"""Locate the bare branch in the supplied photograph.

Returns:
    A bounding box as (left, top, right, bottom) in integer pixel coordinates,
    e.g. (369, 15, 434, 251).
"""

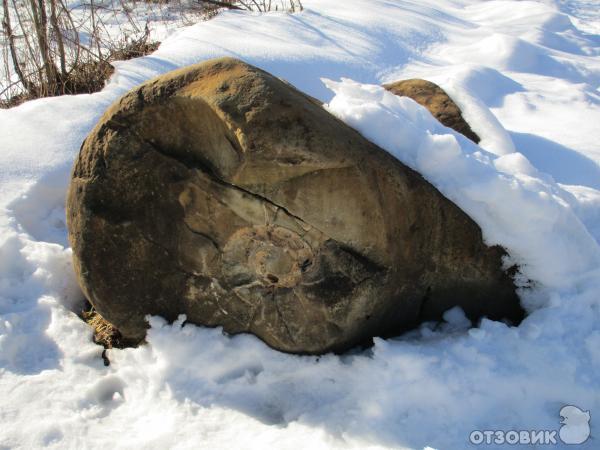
(198, 0, 243, 10)
(2, 0, 37, 94)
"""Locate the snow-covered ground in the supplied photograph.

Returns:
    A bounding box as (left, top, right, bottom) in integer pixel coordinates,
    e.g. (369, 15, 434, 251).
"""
(1, 0, 599, 448)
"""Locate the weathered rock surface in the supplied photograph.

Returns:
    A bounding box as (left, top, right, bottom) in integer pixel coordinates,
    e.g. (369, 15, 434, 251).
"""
(384, 79, 481, 143)
(67, 57, 522, 354)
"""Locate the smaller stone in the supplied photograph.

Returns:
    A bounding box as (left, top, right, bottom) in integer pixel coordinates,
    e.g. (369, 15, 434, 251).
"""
(384, 79, 480, 143)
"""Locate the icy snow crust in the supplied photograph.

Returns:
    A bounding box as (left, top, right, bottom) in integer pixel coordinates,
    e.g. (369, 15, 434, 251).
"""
(1, 1, 599, 449)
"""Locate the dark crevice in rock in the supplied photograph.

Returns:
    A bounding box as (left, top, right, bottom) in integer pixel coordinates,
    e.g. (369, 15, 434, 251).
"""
(138, 232, 199, 280)
(139, 134, 320, 236)
(224, 133, 243, 155)
(134, 131, 388, 285)
(182, 221, 220, 250)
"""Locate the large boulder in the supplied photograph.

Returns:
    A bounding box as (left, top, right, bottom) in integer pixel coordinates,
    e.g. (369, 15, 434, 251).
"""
(67, 57, 522, 354)
(384, 79, 481, 143)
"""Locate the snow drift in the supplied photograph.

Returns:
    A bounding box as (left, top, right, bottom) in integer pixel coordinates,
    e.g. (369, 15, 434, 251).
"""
(0, 0, 599, 449)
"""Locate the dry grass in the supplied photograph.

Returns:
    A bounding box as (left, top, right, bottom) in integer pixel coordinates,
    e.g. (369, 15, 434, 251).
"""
(1, 38, 159, 108)
(81, 305, 145, 367)
(80, 303, 141, 365)
(81, 307, 128, 350)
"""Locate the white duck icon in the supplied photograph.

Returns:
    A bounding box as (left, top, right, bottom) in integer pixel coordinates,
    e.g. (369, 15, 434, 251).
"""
(559, 405, 591, 445)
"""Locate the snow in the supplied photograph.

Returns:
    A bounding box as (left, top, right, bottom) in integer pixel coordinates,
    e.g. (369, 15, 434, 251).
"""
(1, 0, 599, 449)
(324, 77, 600, 292)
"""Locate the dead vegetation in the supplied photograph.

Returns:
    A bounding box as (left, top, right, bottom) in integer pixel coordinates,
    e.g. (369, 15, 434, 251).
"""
(81, 304, 135, 365)
(1, 36, 159, 108)
(1, 0, 303, 107)
(1, 0, 201, 107)
(82, 305, 128, 349)
(199, 0, 303, 12)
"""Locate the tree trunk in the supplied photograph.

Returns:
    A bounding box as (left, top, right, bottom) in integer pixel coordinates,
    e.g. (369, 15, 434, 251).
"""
(2, 0, 37, 95)
(29, 0, 57, 95)
(49, 0, 67, 82)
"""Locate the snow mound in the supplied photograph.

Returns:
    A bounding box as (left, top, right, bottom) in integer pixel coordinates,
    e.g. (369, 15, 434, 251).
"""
(324, 77, 600, 293)
(1, 0, 600, 449)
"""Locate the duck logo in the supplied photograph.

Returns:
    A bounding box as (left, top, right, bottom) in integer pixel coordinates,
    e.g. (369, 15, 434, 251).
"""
(559, 405, 591, 445)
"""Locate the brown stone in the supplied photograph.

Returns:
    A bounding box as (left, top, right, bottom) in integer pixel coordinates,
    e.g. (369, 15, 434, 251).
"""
(67, 57, 522, 354)
(384, 79, 481, 143)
